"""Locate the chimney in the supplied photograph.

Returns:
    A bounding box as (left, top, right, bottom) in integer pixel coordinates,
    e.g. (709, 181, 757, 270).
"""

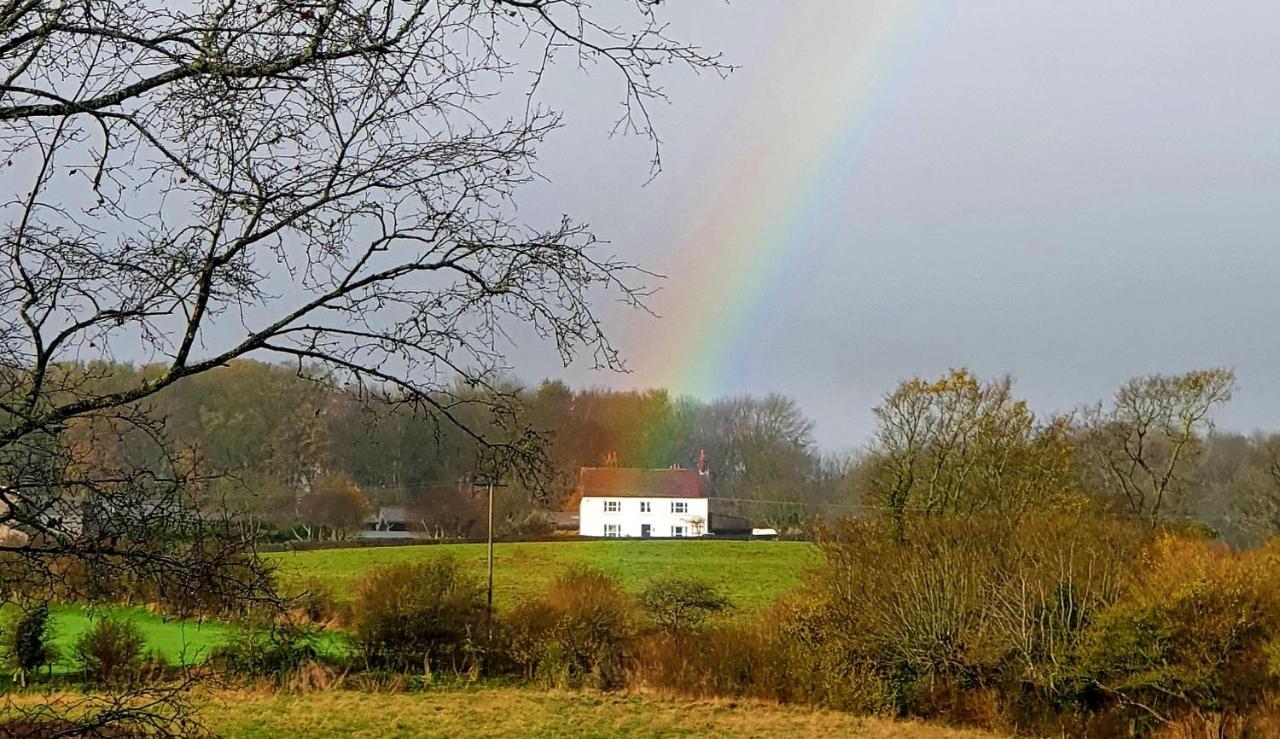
(697, 449, 709, 476)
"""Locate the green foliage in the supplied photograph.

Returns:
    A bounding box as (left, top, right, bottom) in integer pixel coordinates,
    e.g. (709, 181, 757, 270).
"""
(4, 603, 56, 684)
(349, 557, 486, 674)
(212, 625, 324, 684)
(502, 565, 635, 689)
(639, 577, 732, 632)
(73, 616, 152, 685)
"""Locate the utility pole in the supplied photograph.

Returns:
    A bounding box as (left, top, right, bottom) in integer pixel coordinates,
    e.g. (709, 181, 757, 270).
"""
(486, 479, 495, 635)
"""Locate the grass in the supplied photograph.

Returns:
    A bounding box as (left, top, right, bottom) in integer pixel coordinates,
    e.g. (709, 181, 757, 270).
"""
(48, 605, 230, 671)
(4, 605, 349, 677)
(3, 540, 810, 675)
(269, 540, 817, 611)
(0, 605, 230, 675)
(208, 688, 997, 738)
(6, 686, 1000, 738)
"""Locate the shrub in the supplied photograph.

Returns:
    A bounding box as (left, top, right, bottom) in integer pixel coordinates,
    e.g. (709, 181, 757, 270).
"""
(1071, 535, 1280, 728)
(632, 619, 781, 699)
(4, 603, 56, 685)
(74, 616, 149, 685)
(502, 565, 635, 690)
(639, 577, 732, 632)
(349, 557, 486, 674)
(510, 511, 554, 538)
(771, 513, 1151, 719)
(211, 625, 324, 684)
(291, 576, 345, 626)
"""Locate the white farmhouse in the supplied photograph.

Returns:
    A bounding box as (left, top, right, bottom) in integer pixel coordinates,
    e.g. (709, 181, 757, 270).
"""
(578, 466, 711, 538)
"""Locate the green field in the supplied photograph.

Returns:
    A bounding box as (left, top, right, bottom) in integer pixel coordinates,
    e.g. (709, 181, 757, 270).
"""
(0, 605, 231, 676)
(49, 605, 231, 669)
(270, 540, 818, 611)
(17, 603, 343, 676)
(11, 540, 814, 673)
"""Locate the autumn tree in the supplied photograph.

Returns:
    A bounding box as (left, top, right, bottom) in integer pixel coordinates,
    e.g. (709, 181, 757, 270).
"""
(1081, 368, 1236, 527)
(870, 369, 1078, 542)
(407, 483, 485, 540)
(296, 472, 367, 541)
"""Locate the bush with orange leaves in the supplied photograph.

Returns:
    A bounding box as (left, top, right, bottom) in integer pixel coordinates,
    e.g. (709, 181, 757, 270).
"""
(744, 514, 1280, 735)
(501, 565, 636, 690)
(1073, 535, 1280, 726)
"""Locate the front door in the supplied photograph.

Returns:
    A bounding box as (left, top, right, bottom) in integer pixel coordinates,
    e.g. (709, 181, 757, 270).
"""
(640, 524, 652, 538)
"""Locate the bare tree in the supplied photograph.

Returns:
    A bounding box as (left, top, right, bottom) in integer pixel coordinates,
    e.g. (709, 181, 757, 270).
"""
(1082, 369, 1236, 527)
(2, 0, 721, 730)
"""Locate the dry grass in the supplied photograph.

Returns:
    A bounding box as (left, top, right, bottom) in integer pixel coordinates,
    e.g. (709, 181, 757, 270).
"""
(198, 686, 1003, 738)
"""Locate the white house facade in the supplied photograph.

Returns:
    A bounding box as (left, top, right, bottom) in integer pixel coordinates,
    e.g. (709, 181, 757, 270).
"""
(580, 494, 710, 538)
(575, 466, 712, 538)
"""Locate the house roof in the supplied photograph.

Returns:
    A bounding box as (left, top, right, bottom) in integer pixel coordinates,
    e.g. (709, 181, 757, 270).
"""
(364, 505, 410, 524)
(577, 467, 709, 500)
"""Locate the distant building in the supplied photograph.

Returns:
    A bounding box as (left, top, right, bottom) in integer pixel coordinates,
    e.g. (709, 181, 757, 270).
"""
(577, 453, 749, 538)
(360, 505, 426, 540)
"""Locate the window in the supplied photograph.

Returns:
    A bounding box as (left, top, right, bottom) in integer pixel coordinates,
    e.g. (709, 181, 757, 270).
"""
(639, 501, 651, 513)
(604, 500, 620, 513)
(671, 525, 686, 538)
(671, 501, 688, 514)
(603, 524, 622, 538)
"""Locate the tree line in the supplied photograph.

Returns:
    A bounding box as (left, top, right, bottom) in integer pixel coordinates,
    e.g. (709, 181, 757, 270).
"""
(29, 360, 1280, 546)
(35, 360, 839, 540)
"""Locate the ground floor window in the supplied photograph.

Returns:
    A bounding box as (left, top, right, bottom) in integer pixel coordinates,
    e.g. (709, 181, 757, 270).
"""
(604, 524, 622, 537)
(671, 525, 686, 537)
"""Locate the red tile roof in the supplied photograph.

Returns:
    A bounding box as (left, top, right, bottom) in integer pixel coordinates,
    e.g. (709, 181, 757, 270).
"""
(577, 467, 709, 500)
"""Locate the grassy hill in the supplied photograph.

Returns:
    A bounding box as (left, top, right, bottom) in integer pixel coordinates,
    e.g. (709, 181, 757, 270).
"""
(269, 539, 818, 611)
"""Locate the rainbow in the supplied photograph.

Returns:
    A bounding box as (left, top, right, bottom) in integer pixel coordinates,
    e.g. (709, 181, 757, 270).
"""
(638, 2, 944, 398)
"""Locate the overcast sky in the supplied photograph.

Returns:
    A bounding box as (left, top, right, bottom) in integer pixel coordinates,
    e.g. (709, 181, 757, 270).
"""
(491, 1, 1280, 449)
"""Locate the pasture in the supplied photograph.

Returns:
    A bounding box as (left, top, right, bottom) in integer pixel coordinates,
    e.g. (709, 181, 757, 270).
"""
(270, 539, 818, 611)
(26, 540, 815, 665)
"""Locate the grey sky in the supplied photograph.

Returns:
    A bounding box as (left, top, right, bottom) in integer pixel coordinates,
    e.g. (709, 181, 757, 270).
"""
(499, 1, 1280, 448)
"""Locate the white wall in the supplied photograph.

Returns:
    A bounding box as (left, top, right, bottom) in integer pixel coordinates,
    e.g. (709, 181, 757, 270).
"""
(579, 496, 710, 538)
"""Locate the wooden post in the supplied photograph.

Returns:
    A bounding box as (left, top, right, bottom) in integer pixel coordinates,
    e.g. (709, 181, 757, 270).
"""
(486, 480, 495, 637)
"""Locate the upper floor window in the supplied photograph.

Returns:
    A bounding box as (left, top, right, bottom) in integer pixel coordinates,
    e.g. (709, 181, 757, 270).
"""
(639, 501, 651, 513)
(604, 500, 621, 513)
(671, 501, 688, 514)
